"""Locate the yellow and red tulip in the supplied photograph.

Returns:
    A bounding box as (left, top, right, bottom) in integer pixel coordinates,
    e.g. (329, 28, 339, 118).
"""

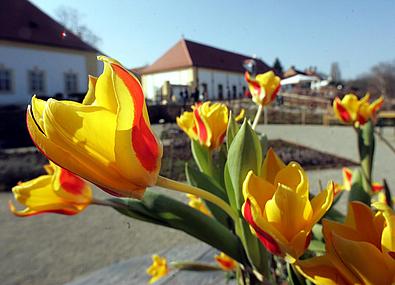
(26, 56, 162, 199)
(146, 255, 169, 284)
(296, 202, 395, 285)
(9, 163, 92, 216)
(176, 102, 229, 150)
(242, 148, 334, 262)
(333, 93, 384, 126)
(215, 252, 237, 271)
(245, 71, 281, 106)
(334, 167, 383, 196)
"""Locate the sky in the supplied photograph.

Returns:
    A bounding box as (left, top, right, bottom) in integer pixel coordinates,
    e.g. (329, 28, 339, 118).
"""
(30, 0, 395, 79)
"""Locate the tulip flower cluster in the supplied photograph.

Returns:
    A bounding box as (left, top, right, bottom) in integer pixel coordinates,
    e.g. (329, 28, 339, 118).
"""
(8, 55, 393, 285)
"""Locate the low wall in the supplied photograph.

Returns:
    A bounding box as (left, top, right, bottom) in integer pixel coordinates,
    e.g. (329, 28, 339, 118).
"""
(0, 147, 47, 191)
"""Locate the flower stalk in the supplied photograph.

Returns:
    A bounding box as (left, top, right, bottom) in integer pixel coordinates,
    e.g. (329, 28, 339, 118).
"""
(252, 105, 263, 130)
(156, 176, 238, 222)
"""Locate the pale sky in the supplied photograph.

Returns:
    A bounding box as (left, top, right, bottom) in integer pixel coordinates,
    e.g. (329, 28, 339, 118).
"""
(30, 0, 395, 79)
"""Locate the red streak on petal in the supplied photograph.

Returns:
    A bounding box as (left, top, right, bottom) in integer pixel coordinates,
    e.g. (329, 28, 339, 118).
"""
(193, 107, 208, 144)
(60, 168, 85, 195)
(271, 84, 281, 101)
(372, 184, 384, 193)
(243, 199, 281, 255)
(334, 98, 351, 123)
(112, 64, 159, 172)
(217, 258, 235, 270)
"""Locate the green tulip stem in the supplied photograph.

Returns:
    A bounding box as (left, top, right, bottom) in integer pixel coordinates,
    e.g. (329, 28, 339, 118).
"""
(252, 105, 263, 130)
(156, 176, 238, 222)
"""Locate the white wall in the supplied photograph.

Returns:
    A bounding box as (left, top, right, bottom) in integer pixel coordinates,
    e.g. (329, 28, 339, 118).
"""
(0, 44, 89, 106)
(197, 68, 247, 100)
(141, 68, 194, 100)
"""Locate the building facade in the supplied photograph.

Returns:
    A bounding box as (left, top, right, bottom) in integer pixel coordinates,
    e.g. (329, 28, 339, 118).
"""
(0, 0, 100, 106)
(139, 39, 272, 103)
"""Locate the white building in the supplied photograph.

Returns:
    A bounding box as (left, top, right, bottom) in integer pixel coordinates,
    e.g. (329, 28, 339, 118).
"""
(0, 0, 100, 106)
(138, 39, 272, 103)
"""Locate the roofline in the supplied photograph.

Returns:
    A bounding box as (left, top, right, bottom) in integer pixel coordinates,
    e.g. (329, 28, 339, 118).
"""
(140, 65, 257, 75)
(0, 36, 99, 52)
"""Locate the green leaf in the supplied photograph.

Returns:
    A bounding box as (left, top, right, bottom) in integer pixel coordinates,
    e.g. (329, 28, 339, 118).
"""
(191, 139, 211, 174)
(308, 240, 325, 253)
(224, 163, 237, 210)
(257, 132, 269, 157)
(110, 191, 245, 263)
(312, 224, 323, 241)
(226, 111, 240, 151)
(227, 120, 262, 208)
(348, 168, 371, 206)
(358, 121, 375, 191)
(383, 179, 393, 209)
(185, 163, 231, 228)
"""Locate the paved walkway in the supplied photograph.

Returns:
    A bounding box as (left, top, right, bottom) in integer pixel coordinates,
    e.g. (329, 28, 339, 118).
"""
(1, 125, 394, 285)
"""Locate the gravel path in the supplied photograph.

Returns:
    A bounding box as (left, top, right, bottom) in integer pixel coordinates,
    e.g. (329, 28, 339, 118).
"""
(1, 125, 394, 285)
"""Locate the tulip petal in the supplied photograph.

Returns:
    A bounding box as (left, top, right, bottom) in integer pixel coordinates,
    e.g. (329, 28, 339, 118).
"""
(265, 184, 313, 241)
(243, 198, 281, 255)
(296, 256, 352, 285)
(111, 63, 161, 173)
(310, 182, 334, 225)
(331, 233, 395, 284)
(242, 171, 276, 215)
(176, 111, 198, 140)
(260, 148, 285, 185)
(274, 162, 309, 198)
(82, 75, 97, 105)
(194, 104, 212, 148)
(27, 106, 145, 198)
(333, 97, 351, 123)
(10, 176, 82, 216)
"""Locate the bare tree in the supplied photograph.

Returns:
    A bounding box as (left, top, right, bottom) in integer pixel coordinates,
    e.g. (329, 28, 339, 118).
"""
(56, 6, 101, 47)
(371, 60, 395, 99)
(330, 62, 341, 83)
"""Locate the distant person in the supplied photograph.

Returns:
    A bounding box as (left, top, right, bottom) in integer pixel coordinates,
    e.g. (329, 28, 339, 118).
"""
(193, 87, 200, 103)
(184, 88, 189, 103)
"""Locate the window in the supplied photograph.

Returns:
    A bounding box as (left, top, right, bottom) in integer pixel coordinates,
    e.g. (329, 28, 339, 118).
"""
(65, 73, 78, 94)
(218, 84, 223, 100)
(232, 85, 237, 99)
(0, 68, 12, 92)
(28, 69, 45, 93)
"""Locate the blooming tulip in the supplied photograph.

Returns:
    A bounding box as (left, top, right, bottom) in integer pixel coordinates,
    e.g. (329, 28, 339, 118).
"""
(245, 71, 281, 106)
(296, 202, 395, 285)
(177, 102, 229, 150)
(27, 56, 162, 198)
(215, 252, 237, 271)
(333, 93, 384, 126)
(334, 167, 383, 196)
(242, 148, 334, 262)
(146, 255, 168, 284)
(9, 163, 92, 216)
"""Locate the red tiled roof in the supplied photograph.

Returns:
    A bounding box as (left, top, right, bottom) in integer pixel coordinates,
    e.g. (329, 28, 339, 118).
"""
(140, 39, 271, 74)
(0, 0, 97, 52)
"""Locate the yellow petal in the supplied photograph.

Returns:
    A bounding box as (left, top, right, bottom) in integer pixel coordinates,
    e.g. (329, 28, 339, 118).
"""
(176, 111, 198, 140)
(296, 256, 353, 285)
(260, 148, 285, 184)
(265, 184, 313, 241)
(27, 106, 145, 198)
(82, 75, 97, 105)
(274, 162, 309, 198)
(310, 182, 334, 225)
